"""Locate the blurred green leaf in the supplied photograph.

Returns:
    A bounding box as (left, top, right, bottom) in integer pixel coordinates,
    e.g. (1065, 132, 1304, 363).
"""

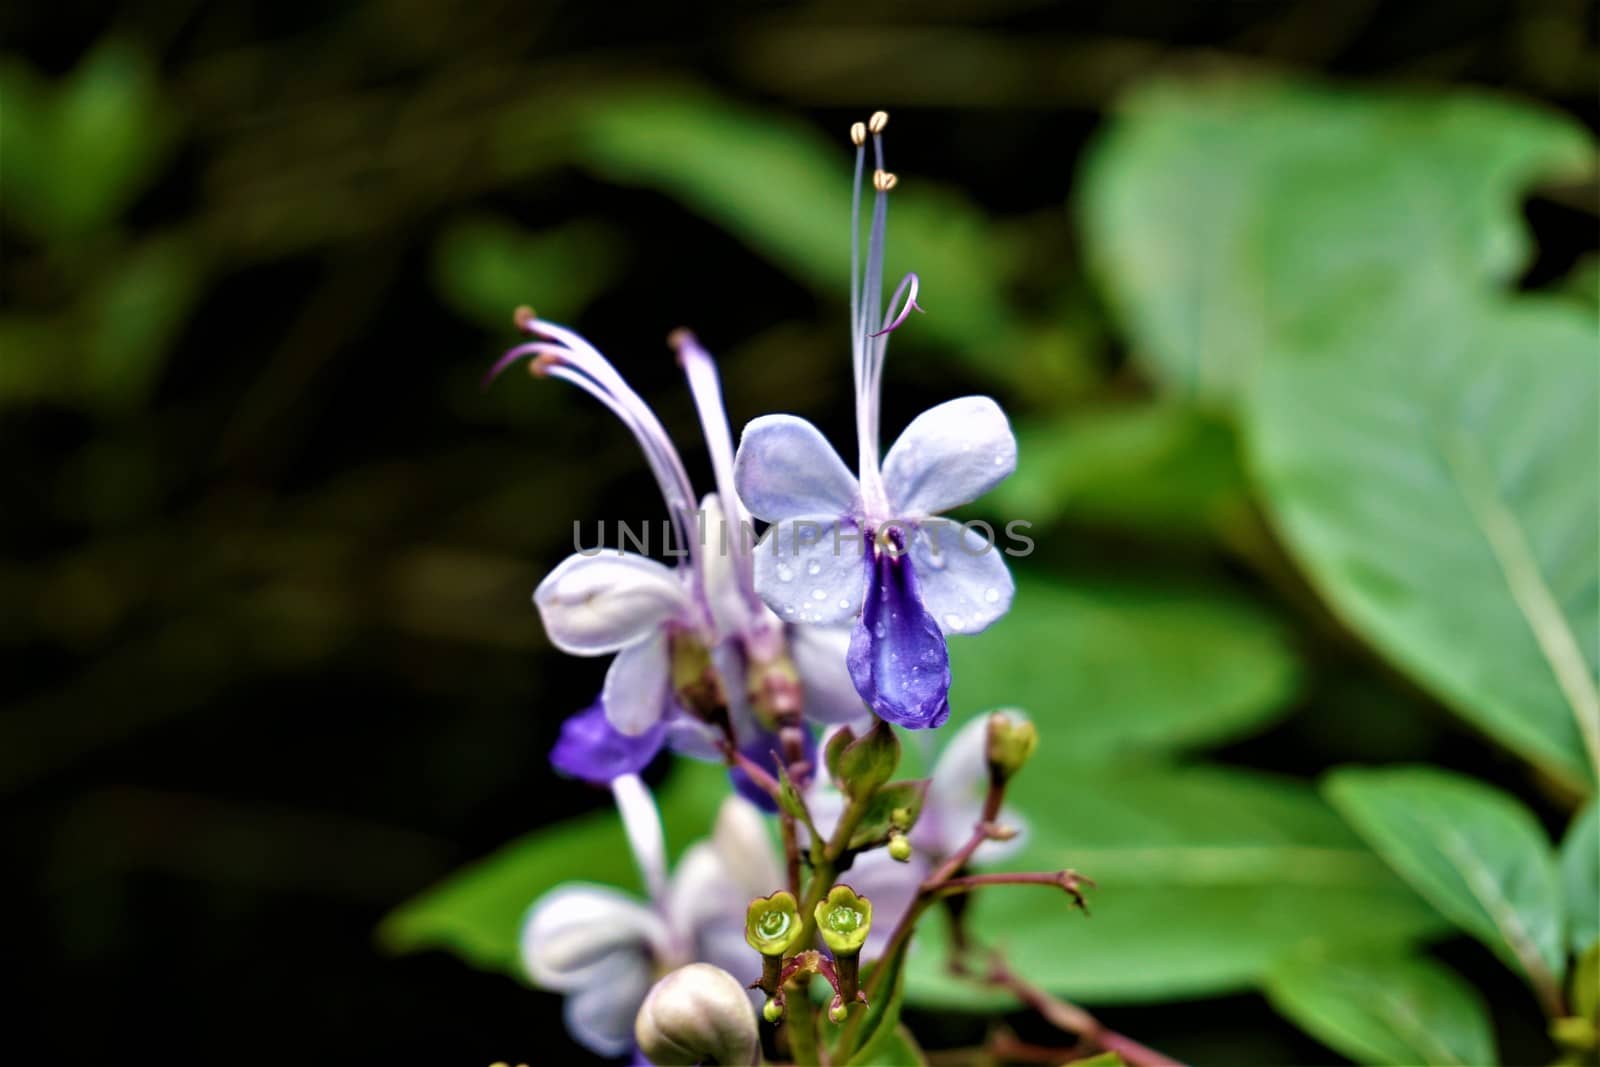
(431, 214, 623, 329)
(1081, 80, 1599, 788)
(0, 236, 200, 413)
(561, 86, 1030, 386)
(907, 763, 1444, 1006)
(86, 237, 201, 409)
(947, 573, 1300, 761)
(1325, 766, 1567, 1002)
(0, 39, 176, 238)
(1079, 80, 1591, 403)
(993, 403, 1247, 536)
(377, 760, 727, 973)
(1562, 801, 1598, 955)
(1265, 949, 1497, 1066)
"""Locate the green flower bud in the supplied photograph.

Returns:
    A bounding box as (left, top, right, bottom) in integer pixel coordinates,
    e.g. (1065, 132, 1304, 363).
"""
(762, 998, 785, 1025)
(889, 806, 912, 830)
(888, 832, 913, 862)
(745, 890, 805, 958)
(827, 996, 849, 1025)
(985, 710, 1037, 782)
(824, 720, 899, 799)
(814, 884, 873, 956)
(635, 963, 759, 1066)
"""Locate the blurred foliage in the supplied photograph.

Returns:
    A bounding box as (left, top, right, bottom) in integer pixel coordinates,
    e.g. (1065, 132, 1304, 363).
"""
(5, 4, 1598, 1065)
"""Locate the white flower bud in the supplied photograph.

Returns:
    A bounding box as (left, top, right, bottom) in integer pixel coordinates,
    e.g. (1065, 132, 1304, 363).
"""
(634, 963, 759, 1066)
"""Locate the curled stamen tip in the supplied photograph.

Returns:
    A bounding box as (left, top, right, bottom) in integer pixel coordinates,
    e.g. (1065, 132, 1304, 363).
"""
(667, 327, 697, 351)
(849, 121, 867, 146)
(868, 110, 889, 134)
(528, 351, 562, 378)
(873, 170, 898, 192)
(512, 305, 537, 331)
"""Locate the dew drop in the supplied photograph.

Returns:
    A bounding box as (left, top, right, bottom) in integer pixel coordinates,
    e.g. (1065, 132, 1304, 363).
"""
(811, 588, 828, 601)
(984, 587, 1000, 603)
(874, 622, 887, 639)
(806, 560, 822, 576)
(776, 564, 795, 582)
(944, 613, 965, 632)
(838, 598, 851, 609)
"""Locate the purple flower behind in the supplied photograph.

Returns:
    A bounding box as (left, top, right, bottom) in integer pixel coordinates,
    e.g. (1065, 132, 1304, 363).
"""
(550, 700, 667, 786)
(729, 722, 817, 812)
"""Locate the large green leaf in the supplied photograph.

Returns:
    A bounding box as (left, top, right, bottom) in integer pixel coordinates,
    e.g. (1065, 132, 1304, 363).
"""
(1080, 80, 1600, 788)
(906, 764, 1443, 1006)
(1265, 949, 1496, 1066)
(1079, 80, 1590, 404)
(1249, 287, 1598, 790)
(378, 761, 728, 974)
(947, 574, 1300, 762)
(1563, 801, 1599, 955)
(1325, 766, 1567, 1004)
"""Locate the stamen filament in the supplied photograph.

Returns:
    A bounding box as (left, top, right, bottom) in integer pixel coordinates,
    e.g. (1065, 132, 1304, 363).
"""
(672, 330, 767, 626)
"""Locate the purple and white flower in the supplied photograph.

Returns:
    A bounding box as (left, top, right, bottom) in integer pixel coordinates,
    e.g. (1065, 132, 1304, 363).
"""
(520, 775, 779, 1058)
(488, 315, 865, 796)
(732, 114, 1017, 730)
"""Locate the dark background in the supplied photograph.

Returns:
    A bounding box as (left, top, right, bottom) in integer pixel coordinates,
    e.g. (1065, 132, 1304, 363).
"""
(5, 2, 1596, 1063)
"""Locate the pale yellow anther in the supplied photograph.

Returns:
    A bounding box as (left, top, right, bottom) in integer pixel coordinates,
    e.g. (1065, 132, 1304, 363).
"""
(868, 110, 889, 134)
(850, 121, 867, 146)
(513, 305, 537, 331)
(873, 170, 897, 192)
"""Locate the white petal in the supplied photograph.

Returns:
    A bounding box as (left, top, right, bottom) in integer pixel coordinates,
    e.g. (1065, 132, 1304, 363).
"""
(520, 884, 665, 990)
(908, 519, 1015, 636)
(882, 396, 1017, 516)
(535, 552, 690, 655)
(612, 773, 669, 901)
(665, 841, 744, 939)
(603, 630, 673, 736)
(563, 951, 654, 1057)
(699, 493, 756, 638)
(734, 414, 860, 521)
(712, 795, 783, 900)
(751, 516, 866, 626)
(920, 710, 1031, 861)
(790, 625, 871, 726)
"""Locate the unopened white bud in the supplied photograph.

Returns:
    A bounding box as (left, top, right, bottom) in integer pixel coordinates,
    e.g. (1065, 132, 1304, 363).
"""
(634, 963, 759, 1066)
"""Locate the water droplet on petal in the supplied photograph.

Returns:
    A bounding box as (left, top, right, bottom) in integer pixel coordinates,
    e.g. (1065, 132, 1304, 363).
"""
(944, 613, 965, 632)
(777, 564, 795, 582)
(806, 560, 822, 576)
(838, 598, 851, 609)
(984, 587, 1000, 603)
(811, 588, 827, 601)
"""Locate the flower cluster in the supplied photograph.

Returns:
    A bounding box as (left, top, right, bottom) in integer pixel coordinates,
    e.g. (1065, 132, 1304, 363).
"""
(497, 113, 1089, 1066)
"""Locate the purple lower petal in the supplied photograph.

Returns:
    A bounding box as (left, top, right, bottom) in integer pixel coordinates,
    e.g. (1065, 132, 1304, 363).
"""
(728, 722, 817, 812)
(550, 699, 667, 785)
(847, 534, 951, 729)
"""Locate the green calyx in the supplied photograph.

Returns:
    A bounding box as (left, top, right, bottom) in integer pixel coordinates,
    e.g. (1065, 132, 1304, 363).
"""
(745, 890, 805, 957)
(814, 884, 873, 955)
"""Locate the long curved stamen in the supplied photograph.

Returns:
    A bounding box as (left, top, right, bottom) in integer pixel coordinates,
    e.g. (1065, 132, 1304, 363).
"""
(870, 272, 922, 339)
(491, 313, 705, 581)
(671, 329, 767, 625)
(853, 110, 894, 515)
(849, 121, 867, 402)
